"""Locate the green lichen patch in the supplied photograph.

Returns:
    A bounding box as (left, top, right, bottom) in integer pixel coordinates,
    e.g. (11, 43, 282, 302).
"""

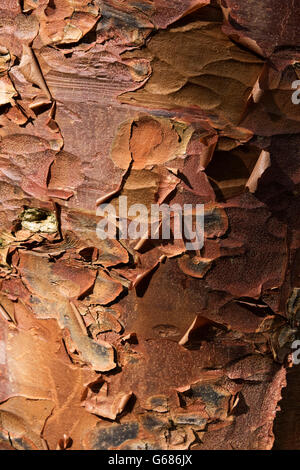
(20, 208, 58, 233)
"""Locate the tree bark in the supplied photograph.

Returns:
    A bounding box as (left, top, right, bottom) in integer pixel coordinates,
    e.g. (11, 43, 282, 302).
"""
(0, 0, 299, 450)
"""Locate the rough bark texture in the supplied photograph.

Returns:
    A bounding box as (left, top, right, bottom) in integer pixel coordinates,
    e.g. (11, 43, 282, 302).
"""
(0, 0, 299, 450)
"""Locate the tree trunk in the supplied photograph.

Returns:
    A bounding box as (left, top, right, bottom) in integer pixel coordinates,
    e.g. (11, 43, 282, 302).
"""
(0, 0, 299, 450)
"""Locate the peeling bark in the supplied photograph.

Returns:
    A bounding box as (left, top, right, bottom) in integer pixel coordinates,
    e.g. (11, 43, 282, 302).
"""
(0, 0, 299, 450)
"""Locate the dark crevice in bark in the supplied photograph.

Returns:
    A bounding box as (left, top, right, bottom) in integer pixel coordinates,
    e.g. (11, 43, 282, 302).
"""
(273, 364, 300, 449)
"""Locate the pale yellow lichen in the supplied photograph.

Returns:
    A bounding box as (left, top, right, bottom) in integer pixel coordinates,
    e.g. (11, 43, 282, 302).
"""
(21, 208, 58, 233)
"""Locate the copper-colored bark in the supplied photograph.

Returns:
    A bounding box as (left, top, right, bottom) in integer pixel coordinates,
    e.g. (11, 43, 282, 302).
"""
(0, 0, 299, 450)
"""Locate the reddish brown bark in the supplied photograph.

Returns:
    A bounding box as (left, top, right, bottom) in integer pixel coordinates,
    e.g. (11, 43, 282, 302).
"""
(0, 0, 299, 450)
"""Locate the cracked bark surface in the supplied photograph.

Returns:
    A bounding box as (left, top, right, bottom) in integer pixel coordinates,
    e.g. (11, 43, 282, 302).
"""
(0, 0, 299, 450)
